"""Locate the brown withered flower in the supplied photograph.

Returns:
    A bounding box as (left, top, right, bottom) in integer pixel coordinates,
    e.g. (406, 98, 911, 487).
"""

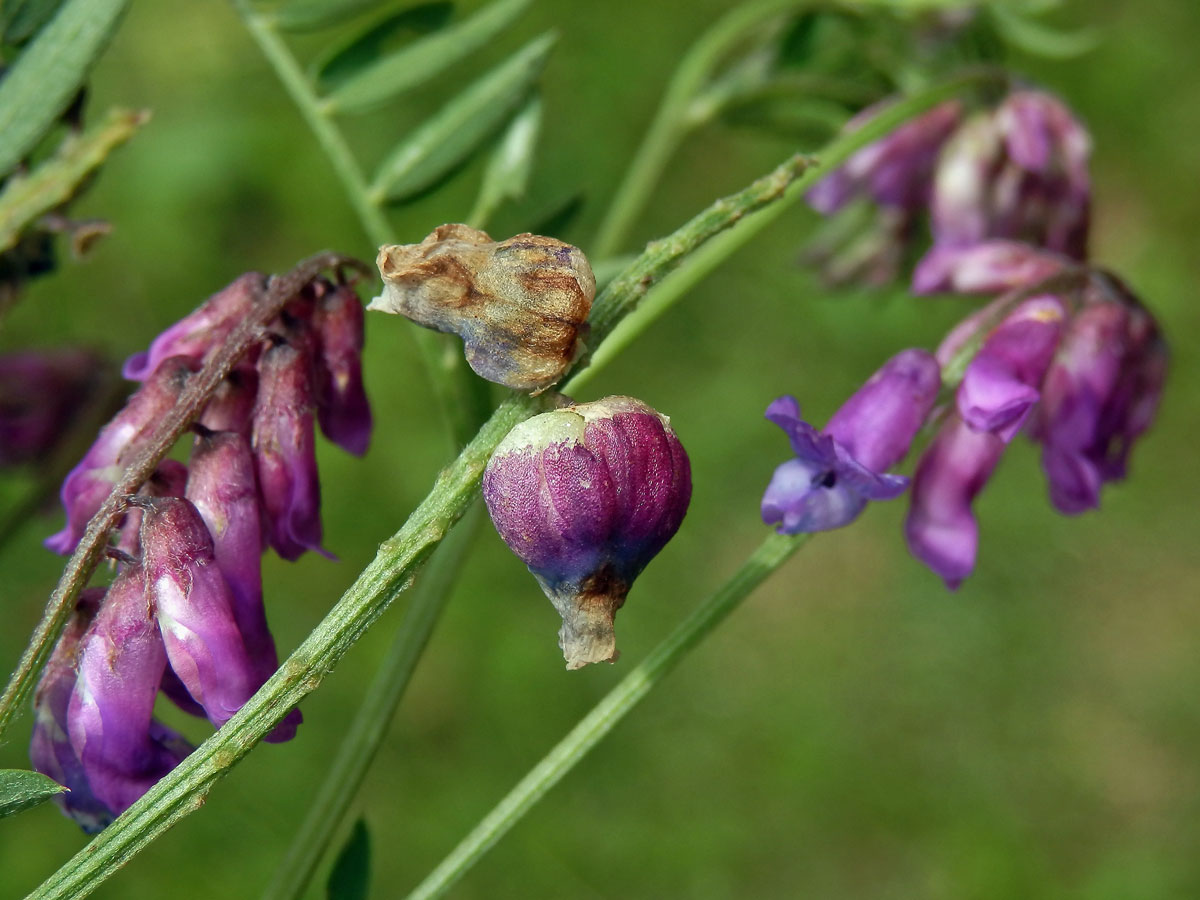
(370, 224, 595, 392)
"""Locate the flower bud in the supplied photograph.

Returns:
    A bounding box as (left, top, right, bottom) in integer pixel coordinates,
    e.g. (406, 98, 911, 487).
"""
(46, 356, 198, 555)
(371, 225, 595, 392)
(122, 273, 264, 381)
(139, 496, 260, 729)
(762, 349, 941, 534)
(187, 427, 300, 742)
(252, 337, 328, 560)
(483, 397, 691, 669)
(29, 589, 115, 833)
(67, 566, 192, 815)
(313, 282, 372, 456)
(956, 295, 1067, 441)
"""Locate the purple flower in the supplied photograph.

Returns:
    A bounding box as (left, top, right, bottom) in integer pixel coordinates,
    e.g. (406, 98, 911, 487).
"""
(122, 273, 264, 381)
(931, 90, 1091, 259)
(252, 338, 329, 561)
(45, 356, 198, 555)
(313, 283, 372, 456)
(139, 496, 261, 729)
(115, 459, 189, 559)
(1035, 291, 1166, 513)
(196, 363, 259, 437)
(904, 415, 1006, 589)
(483, 396, 691, 669)
(186, 427, 300, 742)
(67, 565, 192, 816)
(761, 349, 941, 534)
(29, 589, 115, 833)
(956, 295, 1067, 440)
(912, 239, 1071, 296)
(0, 349, 103, 467)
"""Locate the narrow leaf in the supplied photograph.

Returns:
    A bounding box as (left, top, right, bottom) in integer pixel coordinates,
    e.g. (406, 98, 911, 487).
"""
(370, 32, 556, 203)
(0, 107, 147, 253)
(271, 0, 386, 33)
(323, 0, 532, 115)
(1, 0, 68, 44)
(0, 769, 66, 819)
(311, 2, 455, 95)
(0, 0, 130, 179)
(989, 4, 1099, 59)
(326, 819, 370, 900)
(469, 93, 542, 227)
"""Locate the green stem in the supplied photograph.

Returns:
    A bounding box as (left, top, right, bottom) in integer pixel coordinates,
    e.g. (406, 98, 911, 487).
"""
(591, 0, 811, 258)
(262, 504, 485, 900)
(404, 531, 811, 900)
(233, 2, 491, 449)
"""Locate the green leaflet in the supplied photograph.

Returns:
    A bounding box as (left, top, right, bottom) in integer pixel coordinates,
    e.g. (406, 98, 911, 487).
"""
(0, 0, 130, 178)
(310, 2, 455, 94)
(0, 0, 68, 44)
(469, 93, 542, 228)
(0, 768, 66, 819)
(322, 0, 532, 115)
(271, 0, 386, 33)
(326, 819, 371, 900)
(0, 107, 147, 253)
(370, 32, 556, 204)
(989, 3, 1099, 58)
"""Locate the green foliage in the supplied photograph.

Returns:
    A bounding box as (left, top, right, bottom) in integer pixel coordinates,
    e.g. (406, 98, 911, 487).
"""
(271, 0, 390, 33)
(0, 768, 65, 819)
(326, 819, 371, 900)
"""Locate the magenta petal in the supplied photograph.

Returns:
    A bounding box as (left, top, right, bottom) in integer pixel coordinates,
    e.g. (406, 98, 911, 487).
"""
(912, 240, 1070, 296)
(140, 497, 260, 729)
(252, 340, 329, 561)
(0, 349, 103, 467)
(905, 417, 1006, 589)
(313, 285, 372, 457)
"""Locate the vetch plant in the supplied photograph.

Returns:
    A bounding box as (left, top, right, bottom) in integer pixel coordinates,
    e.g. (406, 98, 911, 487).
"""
(0, 1, 1180, 898)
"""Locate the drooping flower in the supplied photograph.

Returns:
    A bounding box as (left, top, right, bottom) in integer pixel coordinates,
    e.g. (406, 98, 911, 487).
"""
(483, 397, 691, 669)
(912, 239, 1071, 296)
(761, 349, 941, 534)
(313, 283, 372, 456)
(67, 565, 192, 816)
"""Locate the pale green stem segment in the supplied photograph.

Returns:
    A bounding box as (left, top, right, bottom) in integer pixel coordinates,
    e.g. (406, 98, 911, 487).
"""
(262, 505, 485, 900)
(591, 0, 812, 258)
(404, 531, 811, 900)
(234, 1, 491, 448)
(26, 130, 818, 900)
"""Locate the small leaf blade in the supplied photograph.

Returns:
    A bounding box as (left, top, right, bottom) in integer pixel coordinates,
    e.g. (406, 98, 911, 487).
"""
(326, 818, 370, 900)
(371, 31, 556, 203)
(323, 0, 532, 115)
(0, 768, 66, 819)
(310, 2, 455, 95)
(271, 0, 386, 33)
(989, 4, 1099, 59)
(0, 0, 130, 179)
(1, 0, 68, 44)
(0, 107, 147, 253)
(469, 93, 542, 227)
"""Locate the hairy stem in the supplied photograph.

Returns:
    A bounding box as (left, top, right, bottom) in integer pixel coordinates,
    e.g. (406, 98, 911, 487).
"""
(404, 532, 811, 900)
(0, 254, 361, 742)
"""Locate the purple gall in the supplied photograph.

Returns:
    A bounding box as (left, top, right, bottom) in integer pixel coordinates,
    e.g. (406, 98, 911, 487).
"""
(45, 355, 198, 555)
(67, 565, 193, 816)
(138, 496, 262, 730)
(313, 283, 372, 456)
(122, 273, 264, 381)
(930, 90, 1091, 259)
(483, 396, 691, 669)
(29, 589, 115, 832)
(252, 337, 329, 561)
(762, 349, 941, 534)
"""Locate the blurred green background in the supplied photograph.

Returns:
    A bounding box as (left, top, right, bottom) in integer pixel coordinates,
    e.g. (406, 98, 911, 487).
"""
(2, 1, 1198, 897)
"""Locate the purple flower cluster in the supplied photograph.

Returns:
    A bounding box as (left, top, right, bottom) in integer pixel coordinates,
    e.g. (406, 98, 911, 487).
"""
(30, 271, 371, 829)
(0, 348, 105, 467)
(773, 86, 1166, 589)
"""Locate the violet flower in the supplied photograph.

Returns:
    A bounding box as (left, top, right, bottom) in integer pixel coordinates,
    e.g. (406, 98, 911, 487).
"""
(0, 349, 102, 467)
(138, 496, 261, 730)
(313, 283, 372, 456)
(252, 337, 329, 561)
(122, 273, 264, 380)
(67, 565, 192, 816)
(762, 349, 941, 533)
(29, 589, 115, 833)
(45, 356, 198, 555)
(930, 90, 1091, 259)
(912, 239, 1071, 296)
